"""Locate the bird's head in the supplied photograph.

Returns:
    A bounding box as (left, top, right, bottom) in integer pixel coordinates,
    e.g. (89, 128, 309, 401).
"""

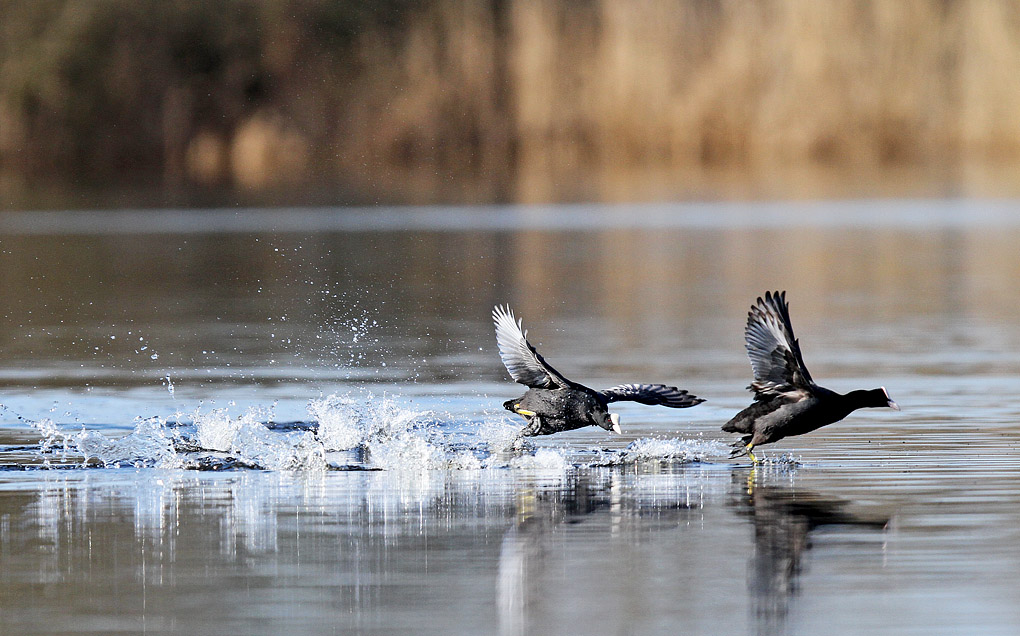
(870, 386, 899, 410)
(595, 411, 623, 434)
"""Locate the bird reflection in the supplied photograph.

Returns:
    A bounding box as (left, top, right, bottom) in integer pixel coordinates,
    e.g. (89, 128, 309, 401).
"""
(498, 477, 611, 636)
(733, 473, 890, 636)
(497, 472, 699, 636)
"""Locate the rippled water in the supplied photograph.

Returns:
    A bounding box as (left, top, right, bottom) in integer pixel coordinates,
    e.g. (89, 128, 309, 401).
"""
(1, 201, 1020, 635)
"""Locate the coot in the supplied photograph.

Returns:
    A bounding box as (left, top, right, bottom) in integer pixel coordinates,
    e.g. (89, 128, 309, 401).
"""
(723, 291, 898, 463)
(494, 305, 703, 436)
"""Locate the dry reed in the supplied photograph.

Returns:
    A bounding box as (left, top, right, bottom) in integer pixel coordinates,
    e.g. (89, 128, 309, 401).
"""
(3, 0, 1020, 204)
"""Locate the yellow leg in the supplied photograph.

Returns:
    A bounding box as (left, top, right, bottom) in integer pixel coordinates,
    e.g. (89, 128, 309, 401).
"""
(746, 465, 757, 495)
(746, 443, 759, 465)
(516, 489, 537, 523)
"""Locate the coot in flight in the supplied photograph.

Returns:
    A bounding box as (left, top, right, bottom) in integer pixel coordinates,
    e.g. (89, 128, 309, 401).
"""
(723, 291, 898, 463)
(494, 305, 704, 436)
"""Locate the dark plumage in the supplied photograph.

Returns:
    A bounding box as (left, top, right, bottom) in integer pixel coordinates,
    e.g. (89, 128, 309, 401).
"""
(493, 305, 703, 436)
(723, 291, 899, 463)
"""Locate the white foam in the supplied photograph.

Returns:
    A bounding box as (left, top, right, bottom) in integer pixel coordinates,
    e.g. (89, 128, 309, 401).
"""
(310, 393, 430, 452)
(194, 408, 243, 452)
(476, 418, 526, 451)
(72, 417, 179, 469)
(29, 392, 730, 473)
(508, 448, 571, 472)
(601, 436, 729, 466)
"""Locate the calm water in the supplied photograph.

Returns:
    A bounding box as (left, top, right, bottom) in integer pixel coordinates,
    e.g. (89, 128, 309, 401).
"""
(1, 201, 1019, 635)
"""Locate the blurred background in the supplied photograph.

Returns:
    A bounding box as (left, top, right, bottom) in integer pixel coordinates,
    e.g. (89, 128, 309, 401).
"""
(5, 0, 1020, 210)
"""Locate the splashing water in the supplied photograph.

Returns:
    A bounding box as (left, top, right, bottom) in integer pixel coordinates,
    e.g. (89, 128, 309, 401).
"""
(754, 451, 802, 468)
(25, 391, 723, 472)
(74, 417, 179, 468)
(507, 448, 572, 471)
(33, 418, 78, 466)
(310, 393, 427, 451)
(309, 393, 523, 470)
(29, 393, 447, 471)
(33, 407, 326, 471)
(313, 296, 384, 370)
(607, 436, 729, 466)
(190, 405, 327, 471)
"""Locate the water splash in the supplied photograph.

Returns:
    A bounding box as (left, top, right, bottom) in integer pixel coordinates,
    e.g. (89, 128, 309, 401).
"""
(507, 448, 572, 471)
(23, 392, 732, 472)
(32, 418, 78, 466)
(755, 452, 802, 468)
(74, 417, 179, 468)
(611, 436, 727, 465)
(310, 393, 523, 470)
(31, 407, 324, 471)
(190, 406, 326, 471)
(28, 393, 441, 471)
(311, 393, 428, 452)
(313, 296, 383, 370)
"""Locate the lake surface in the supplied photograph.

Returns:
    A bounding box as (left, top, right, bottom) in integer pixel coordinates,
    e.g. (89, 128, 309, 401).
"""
(1, 201, 1019, 635)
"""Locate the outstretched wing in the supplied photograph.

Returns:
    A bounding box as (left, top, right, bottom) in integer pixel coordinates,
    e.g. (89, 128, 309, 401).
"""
(744, 290, 814, 398)
(492, 305, 573, 389)
(600, 383, 704, 408)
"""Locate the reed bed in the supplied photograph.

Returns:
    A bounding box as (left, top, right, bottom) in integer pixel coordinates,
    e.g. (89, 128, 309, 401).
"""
(3, 1, 1020, 203)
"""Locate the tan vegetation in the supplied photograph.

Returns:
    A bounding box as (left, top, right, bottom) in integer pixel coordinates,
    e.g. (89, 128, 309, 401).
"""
(3, 1, 1020, 206)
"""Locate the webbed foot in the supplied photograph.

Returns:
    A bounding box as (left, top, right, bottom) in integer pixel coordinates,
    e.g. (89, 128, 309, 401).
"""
(514, 404, 537, 417)
(519, 415, 543, 437)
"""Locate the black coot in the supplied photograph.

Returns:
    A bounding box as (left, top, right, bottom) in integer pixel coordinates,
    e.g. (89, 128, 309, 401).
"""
(494, 305, 703, 436)
(723, 291, 899, 463)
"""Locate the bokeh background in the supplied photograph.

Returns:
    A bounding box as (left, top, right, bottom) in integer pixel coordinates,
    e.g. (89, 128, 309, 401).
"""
(5, 0, 1020, 209)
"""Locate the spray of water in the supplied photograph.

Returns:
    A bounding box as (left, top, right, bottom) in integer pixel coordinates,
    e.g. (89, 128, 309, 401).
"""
(27, 391, 721, 472)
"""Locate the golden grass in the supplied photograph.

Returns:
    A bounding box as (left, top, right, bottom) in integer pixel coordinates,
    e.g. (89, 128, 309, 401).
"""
(4, 1, 1020, 203)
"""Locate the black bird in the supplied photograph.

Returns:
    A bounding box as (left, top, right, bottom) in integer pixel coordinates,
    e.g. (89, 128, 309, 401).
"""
(723, 291, 899, 463)
(493, 305, 703, 436)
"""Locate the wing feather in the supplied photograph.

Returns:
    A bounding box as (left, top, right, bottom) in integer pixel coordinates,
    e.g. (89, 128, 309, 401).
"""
(492, 305, 572, 389)
(744, 291, 814, 398)
(600, 383, 704, 408)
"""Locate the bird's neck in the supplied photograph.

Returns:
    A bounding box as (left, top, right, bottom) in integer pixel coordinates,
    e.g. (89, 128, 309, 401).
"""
(840, 388, 886, 411)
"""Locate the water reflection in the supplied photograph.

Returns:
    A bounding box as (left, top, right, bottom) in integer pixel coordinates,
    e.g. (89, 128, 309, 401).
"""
(5, 204, 1020, 395)
(3, 457, 1019, 635)
(4, 466, 728, 634)
(497, 470, 711, 636)
(0, 469, 525, 634)
(3, 204, 1020, 634)
(498, 476, 613, 636)
(734, 472, 890, 636)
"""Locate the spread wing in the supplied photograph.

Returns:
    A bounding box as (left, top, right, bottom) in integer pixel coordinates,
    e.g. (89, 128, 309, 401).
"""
(493, 305, 573, 389)
(744, 290, 814, 398)
(600, 383, 704, 408)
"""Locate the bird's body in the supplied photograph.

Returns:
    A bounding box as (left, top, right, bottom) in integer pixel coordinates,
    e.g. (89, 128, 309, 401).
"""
(724, 291, 898, 462)
(503, 388, 607, 436)
(493, 305, 703, 436)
